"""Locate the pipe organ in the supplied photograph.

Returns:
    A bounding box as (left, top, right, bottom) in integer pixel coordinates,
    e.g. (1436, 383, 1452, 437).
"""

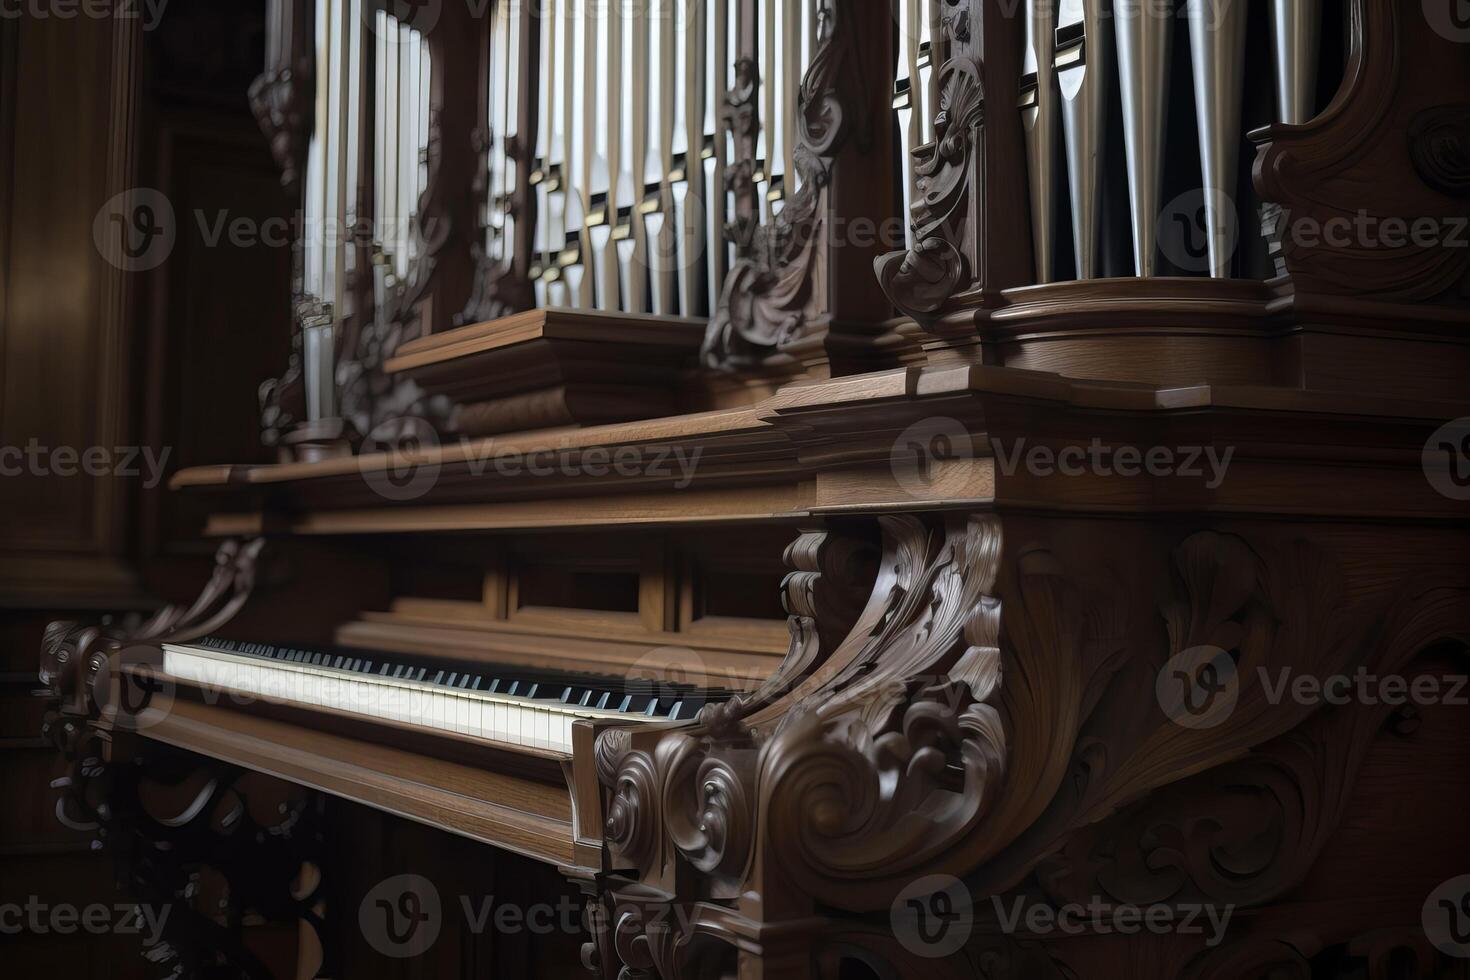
(49, 1, 1470, 977)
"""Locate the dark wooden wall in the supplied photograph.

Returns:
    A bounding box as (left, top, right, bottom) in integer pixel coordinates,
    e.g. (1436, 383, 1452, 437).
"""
(0, 2, 289, 975)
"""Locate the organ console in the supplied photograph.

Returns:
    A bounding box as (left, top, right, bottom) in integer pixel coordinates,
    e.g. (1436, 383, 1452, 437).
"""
(41, 1, 1470, 977)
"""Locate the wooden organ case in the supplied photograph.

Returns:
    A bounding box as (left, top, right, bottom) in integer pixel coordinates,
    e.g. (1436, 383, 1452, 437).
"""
(40, 0, 1470, 977)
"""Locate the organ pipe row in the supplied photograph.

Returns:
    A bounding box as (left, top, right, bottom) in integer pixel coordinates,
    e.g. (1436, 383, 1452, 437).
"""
(299, 0, 431, 318)
(515, 0, 804, 319)
(1019, 0, 1325, 282)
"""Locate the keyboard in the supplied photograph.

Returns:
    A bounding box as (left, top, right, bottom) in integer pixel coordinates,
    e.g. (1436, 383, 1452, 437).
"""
(160, 637, 733, 753)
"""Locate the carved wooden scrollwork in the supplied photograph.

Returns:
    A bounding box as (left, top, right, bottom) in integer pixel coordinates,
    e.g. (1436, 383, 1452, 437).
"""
(758, 514, 1007, 907)
(44, 718, 330, 980)
(598, 525, 877, 890)
(702, 0, 880, 372)
(874, 55, 980, 321)
(338, 103, 458, 445)
(1035, 573, 1470, 918)
(592, 510, 1470, 976)
(41, 539, 266, 719)
(578, 883, 739, 980)
(874, 0, 1029, 333)
(38, 537, 330, 979)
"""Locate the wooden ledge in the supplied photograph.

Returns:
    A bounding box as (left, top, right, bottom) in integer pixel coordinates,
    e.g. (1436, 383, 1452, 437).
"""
(386, 307, 707, 372)
(906, 277, 1470, 396)
(385, 308, 708, 436)
(169, 365, 1470, 528)
(124, 665, 590, 867)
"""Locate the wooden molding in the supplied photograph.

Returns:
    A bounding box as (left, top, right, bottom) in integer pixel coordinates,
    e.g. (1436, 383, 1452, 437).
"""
(386, 308, 707, 436)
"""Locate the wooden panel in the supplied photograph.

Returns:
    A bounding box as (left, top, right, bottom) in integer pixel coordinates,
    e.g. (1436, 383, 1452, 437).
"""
(323, 800, 586, 978)
(0, 7, 139, 603)
(140, 691, 581, 867)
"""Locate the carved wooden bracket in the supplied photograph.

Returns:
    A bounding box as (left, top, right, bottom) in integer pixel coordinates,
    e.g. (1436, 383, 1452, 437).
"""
(44, 716, 330, 980)
(701, 0, 892, 376)
(41, 539, 266, 721)
(459, 3, 538, 328)
(39, 538, 331, 978)
(875, 0, 1030, 341)
(589, 512, 1470, 976)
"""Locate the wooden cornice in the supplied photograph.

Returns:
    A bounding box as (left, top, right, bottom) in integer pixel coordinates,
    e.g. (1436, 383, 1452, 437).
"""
(171, 365, 1470, 532)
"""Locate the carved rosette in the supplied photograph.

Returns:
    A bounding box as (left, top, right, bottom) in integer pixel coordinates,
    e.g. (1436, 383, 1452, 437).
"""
(702, 0, 877, 371)
(599, 728, 663, 873)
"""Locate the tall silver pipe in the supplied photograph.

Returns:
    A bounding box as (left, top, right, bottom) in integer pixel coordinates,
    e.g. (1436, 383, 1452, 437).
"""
(1115, 0, 1174, 276)
(1055, 0, 1109, 280)
(1269, 0, 1321, 124)
(1187, 0, 1247, 279)
(1021, 0, 1060, 283)
(303, 313, 337, 422)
